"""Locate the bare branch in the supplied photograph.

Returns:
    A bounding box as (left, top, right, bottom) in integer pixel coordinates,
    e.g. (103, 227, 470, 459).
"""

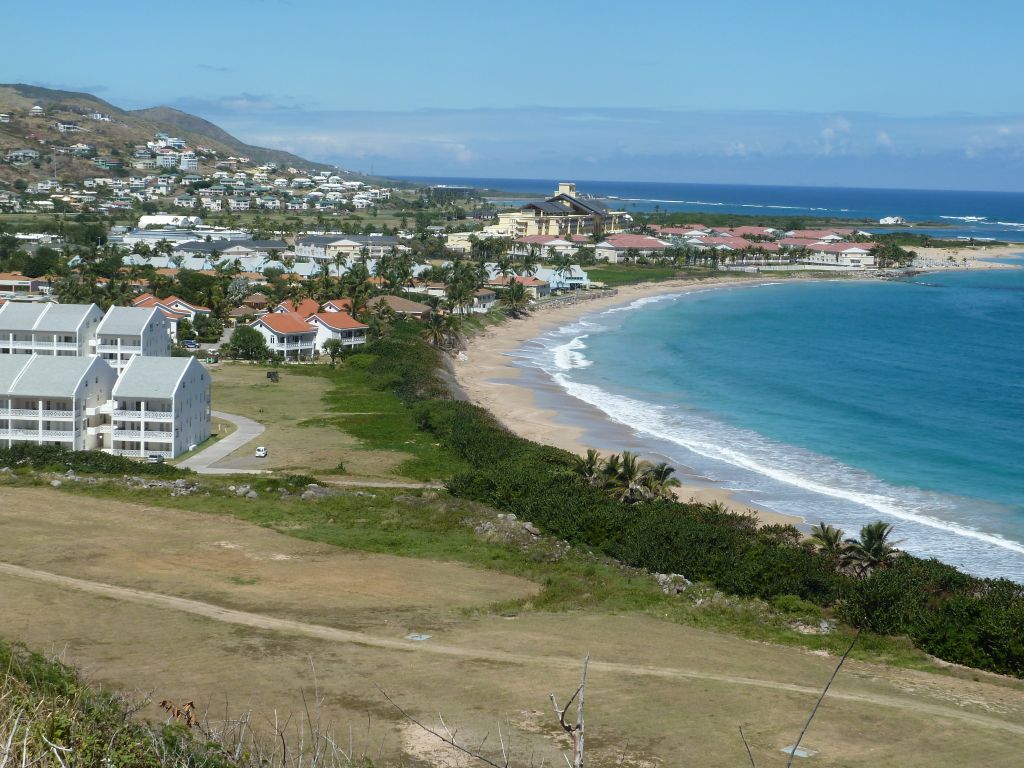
(739, 726, 756, 768)
(786, 632, 860, 768)
(376, 684, 506, 768)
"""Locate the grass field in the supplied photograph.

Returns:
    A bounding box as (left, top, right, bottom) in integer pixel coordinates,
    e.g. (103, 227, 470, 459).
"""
(209, 362, 467, 480)
(2, 486, 1023, 767)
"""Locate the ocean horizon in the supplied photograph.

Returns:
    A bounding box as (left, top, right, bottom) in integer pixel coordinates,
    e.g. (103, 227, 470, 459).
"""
(398, 176, 1024, 243)
(511, 269, 1024, 583)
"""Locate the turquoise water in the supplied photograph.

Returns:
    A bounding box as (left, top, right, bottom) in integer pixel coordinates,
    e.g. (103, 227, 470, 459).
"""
(518, 268, 1024, 581)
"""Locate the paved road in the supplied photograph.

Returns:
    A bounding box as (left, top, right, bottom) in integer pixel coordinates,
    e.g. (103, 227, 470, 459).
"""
(0, 559, 1020, 736)
(178, 410, 266, 474)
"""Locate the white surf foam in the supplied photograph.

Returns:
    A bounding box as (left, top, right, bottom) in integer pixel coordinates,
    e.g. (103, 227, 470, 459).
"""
(551, 335, 592, 370)
(547, 373, 1024, 563)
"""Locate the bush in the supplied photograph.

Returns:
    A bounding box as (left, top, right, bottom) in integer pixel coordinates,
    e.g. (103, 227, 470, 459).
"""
(0, 444, 186, 477)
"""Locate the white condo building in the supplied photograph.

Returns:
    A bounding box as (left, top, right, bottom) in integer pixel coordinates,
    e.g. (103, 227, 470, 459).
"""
(0, 302, 172, 373)
(109, 357, 211, 459)
(0, 302, 103, 356)
(93, 306, 172, 373)
(0, 356, 117, 450)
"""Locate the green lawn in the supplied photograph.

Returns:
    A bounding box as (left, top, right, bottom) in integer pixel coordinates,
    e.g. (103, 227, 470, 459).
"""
(586, 264, 713, 286)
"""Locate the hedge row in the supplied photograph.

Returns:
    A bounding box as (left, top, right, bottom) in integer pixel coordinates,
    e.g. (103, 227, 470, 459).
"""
(0, 444, 186, 477)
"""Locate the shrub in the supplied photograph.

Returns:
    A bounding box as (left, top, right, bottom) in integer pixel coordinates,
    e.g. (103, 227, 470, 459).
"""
(0, 444, 186, 477)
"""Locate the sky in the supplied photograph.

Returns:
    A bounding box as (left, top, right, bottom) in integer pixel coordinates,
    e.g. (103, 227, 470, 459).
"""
(5, 0, 1024, 191)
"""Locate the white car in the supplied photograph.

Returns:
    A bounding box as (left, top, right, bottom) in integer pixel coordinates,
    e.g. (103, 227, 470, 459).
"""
(254, 446, 268, 458)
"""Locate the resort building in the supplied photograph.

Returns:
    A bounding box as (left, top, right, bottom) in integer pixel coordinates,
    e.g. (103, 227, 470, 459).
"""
(801, 243, 876, 269)
(294, 234, 404, 264)
(0, 302, 104, 357)
(92, 306, 173, 374)
(366, 295, 432, 320)
(485, 275, 551, 299)
(0, 355, 117, 451)
(594, 234, 670, 263)
(488, 183, 627, 239)
(109, 356, 211, 459)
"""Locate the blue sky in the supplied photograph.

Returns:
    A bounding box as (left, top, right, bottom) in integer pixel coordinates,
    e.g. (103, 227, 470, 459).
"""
(6, 0, 1024, 190)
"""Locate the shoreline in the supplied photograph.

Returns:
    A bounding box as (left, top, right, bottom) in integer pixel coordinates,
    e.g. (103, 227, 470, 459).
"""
(453, 275, 818, 527)
(452, 257, 1022, 529)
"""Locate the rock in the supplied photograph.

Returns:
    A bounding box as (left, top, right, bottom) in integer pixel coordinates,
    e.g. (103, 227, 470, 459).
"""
(300, 490, 316, 500)
(173, 479, 187, 488)
(245, 490, 258, 499)
(228, 485, 236, 492)
(506, 513, 517, 522)
(50, 479, 62, 488)
(523, 522, 541, 536)
(306, 483, 320, 490)
(497, 513, 506, 520)
(654, 573, 692, 595)
(0, 467, 11, 473)
(64, 469, 76, 477)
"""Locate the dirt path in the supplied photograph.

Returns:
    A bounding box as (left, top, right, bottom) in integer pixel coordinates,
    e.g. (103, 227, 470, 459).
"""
(322, 478, 445, 489)
(1, 559, 1020, 737)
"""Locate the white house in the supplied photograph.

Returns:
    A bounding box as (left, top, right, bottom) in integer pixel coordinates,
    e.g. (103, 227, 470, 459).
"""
(0, 302, 104, 357)
(250, 313, 317, 360)
(533, 265, 590, 291)
(109, 356, 211, 459)
(802, 243, 876, 269)
(307, 312, 368, 351)
(295, 234, 403, 263)
(0, 355, 117, 451)
(92, 306, 172, 374)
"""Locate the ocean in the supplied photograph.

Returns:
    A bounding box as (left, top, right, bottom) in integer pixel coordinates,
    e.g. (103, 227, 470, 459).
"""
(399, 176, 1024, 242)
(512, 269, 1024, 583)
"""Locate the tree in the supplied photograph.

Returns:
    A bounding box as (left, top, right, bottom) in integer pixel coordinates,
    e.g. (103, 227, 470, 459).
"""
(322, 338, 344, 365)
(809, 522, 846, 564)
(177, 318, 197, 341)
(228, 325, 269, 361)
(500, 280, 529, 317)
(420, 313, 448, 348)
(843, 521, 901, 576)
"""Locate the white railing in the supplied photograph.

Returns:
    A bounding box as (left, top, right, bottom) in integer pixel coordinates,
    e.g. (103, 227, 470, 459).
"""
(0, 340, 78, 350)
(0, 408, 75, 419)
(110, 448, 172, 459)
(112, 409, 173, 421)
(0, 428, 74, 439)
(96, 343, 142, 353)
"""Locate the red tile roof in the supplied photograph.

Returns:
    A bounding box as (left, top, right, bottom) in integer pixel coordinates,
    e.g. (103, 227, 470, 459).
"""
(603, 234, 669, 249)
(308, 312, 367, 330)
(322, 298, 353, 313)
(256, 312, 315, 334)
(276, 298, 320, 317)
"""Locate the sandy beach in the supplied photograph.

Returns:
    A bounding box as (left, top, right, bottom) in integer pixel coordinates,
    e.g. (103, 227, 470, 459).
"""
(911, 243, 1024, 270)
(451, 275, 816, 527)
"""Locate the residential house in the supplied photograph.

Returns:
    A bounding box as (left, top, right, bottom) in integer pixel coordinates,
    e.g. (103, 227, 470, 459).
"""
(801, 243, 876, 269)
(486, 275, 551, 299)
(273, 298, 320, 317)
(295, 234, 403, 263)
(109, 356, 211, 459)
(241, 293, 270, 311)
(307, 312, 368, 351)
(366, 295, 432, 319)
(533, 264, 590, 291)
(250, 313, 317, 360)
(0, 355, 116, 451)
(472, 288, 497, 313)
(0, 272, 51, 296)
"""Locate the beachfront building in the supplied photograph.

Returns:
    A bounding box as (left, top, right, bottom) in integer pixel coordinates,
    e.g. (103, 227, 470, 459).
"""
(307, 312, 369, 351)
(801, 243, 876, 269)
(0, 302, 104, 357)
(594, 234, 670, 263)
(534, 265, 590, 291)
(488, 183, 627, 239)
(366, 295, 432, 319)
(109, 356, 211, 459)
(92, 306, 173, 374)
(486, 275, 551, 299)
(0, 355, 117, 450)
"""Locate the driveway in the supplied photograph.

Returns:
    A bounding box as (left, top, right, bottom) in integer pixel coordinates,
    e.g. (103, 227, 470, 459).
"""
(178, 410, 266, 474)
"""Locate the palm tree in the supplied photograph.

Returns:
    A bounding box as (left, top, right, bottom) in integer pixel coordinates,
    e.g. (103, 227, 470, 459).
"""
(808, 522, 846, 563)
(500, 280, 529, 318)
(843, 521, 901, 576)
(332, 251, 348, 278)
(421, 314, 448, 348)
(610, 451, 649, 503)
(642, 462, 681, 500)
(572, 449, 604, 485)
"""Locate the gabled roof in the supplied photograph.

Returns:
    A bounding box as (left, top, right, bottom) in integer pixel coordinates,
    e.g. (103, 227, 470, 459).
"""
(367, 295, 431, 314)
(0, 302, 99, 333)
(275, 298, 320, 317)
(322, 298, 353, 313)
(3, 355, 105, 397)
(308, 312, 367, 331)
(254, 312, 316, 335)
(600, 234, 669, 250)
(114, 356, 201, 399)
(96, 306, 164, 336)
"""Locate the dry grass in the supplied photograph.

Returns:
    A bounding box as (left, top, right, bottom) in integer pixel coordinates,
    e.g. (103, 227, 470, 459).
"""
(208, 364, 408, 477)
(1, 488, 1023, 766)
